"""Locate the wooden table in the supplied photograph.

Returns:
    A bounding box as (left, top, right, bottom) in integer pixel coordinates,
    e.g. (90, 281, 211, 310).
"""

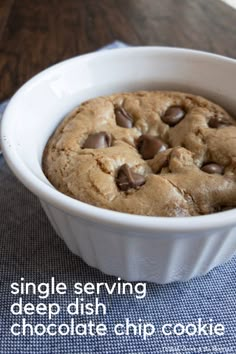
(0, 0, 236, 101)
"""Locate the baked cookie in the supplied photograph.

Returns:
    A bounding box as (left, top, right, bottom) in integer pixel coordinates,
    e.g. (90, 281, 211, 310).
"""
(43, 91, 236, 216)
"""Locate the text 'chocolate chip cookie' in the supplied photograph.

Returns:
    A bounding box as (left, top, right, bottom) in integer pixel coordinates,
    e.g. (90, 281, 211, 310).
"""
(43, 90, 236, 217)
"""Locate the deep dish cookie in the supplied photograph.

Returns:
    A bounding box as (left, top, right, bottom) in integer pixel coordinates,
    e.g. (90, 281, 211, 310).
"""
(43, 91, 236, 217)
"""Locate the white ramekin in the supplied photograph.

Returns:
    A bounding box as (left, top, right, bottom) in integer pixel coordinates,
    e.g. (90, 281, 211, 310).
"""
(1, 47, 236, 283)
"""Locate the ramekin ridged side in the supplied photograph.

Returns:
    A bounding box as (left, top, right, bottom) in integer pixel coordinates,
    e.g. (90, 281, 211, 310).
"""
(41, 201, 236, 283)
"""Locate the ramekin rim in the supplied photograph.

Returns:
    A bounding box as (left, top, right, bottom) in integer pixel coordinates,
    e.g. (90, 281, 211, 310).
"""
(2, 46, 236, 234)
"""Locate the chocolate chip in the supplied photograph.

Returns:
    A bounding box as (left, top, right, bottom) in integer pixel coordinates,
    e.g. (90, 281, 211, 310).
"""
(223, 206, 233, 211)
(137, 134, 168, 160)
(115, 107, 133, 128)
(154, 154, 170, 174)
(116, 164, 145, 191)
(201, 163, 224, 175)
(217, 205, 233, 212)
(83, 132, 111, 149)
(161, 106, 186, 126)
(208, 116, 232, 128)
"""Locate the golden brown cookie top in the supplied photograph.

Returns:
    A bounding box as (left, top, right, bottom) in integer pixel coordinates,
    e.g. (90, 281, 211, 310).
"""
(43, 91, 236, 216)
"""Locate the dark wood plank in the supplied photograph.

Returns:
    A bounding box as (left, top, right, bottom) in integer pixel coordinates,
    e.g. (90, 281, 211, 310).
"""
(0, 0, 236, 100)
(0, 0, 14, 41)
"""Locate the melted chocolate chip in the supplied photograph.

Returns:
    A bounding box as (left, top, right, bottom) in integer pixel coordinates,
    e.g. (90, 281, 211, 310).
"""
(83, 132, 111, 149)
(154, 154, 170, 174)
(208, 116, 232, 128)
(161, 106, 186, 126)
(201, 163, 224, 175)
(115, 107, 133, 128)
(137, 134, 168, 160)
(116, 164, 145, 191)
(216, 205, 233, 212)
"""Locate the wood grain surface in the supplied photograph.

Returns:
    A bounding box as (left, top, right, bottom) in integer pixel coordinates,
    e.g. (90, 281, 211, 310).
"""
(0, 0, 235, 100)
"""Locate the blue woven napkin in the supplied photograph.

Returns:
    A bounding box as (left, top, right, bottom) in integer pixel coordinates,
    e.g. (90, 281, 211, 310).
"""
(0, 42, 236, 354)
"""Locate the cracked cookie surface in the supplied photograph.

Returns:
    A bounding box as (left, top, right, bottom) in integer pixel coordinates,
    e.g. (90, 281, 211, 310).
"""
(43, 91, 236, 216)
